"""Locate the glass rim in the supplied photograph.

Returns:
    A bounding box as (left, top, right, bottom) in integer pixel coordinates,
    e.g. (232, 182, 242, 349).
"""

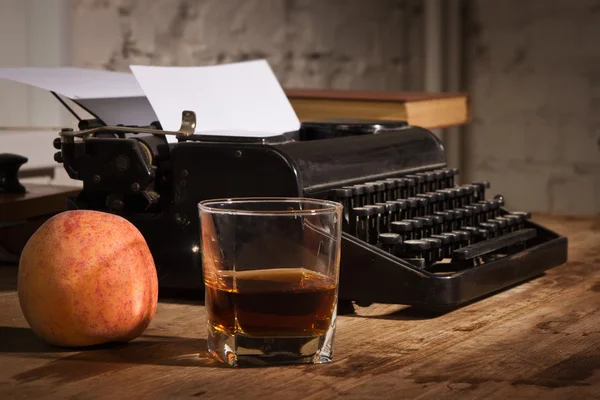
(198, 197, 343, 216)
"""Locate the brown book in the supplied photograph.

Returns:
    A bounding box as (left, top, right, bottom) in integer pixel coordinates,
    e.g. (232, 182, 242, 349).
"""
(284, 89, 470, 129)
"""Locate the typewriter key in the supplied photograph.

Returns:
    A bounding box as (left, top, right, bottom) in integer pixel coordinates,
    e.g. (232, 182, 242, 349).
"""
(391, 221, 413, 241)
(390, 178, 408, 199)
(365, 204, 386, 244)
(487, 218, 506, 236)
(409, 196, 428, 217)
(390, 199, 408, 220)
(382, 180, 396, 202)
(456, 207, 474, 228)
(436, 189, 452, 210)
(378, 233, 402, 254)
(476, 228, 489, 242)
(358, 184, 376, 205)
(441, 231, 460, 251)
(470, 203, 486, 224)
(421, 173, 435, 193)
(375, 202, 395, 232)
(493, 216, 511, 235)
(486, 199, 499, 219)
(429, 214, 444, 235)
(405, 197, 419, 218)
(413, 216, 434, 238)
(432, 170, 445, 191)
(405, 177, 417, 197)
(449, 209, 464, 230)
(430, 234, 453, 258)
(344, 185, 364, 208)
(514, 212, 529, 228)
(352, 206, 374, 242)
(494, 194, 505, 207)
(433, 191, 447, 211)
(403, 239, 431, 261)
(431, 192, 443, 212)
(488, 199, 501, 218)
(479, 222, 499, 239)
(451, 167, 460, 181)
(399, 178, 410, 198)
(463, 205, 479, 226)
(384, 178, 400, 200)
(367, 181, 386, 204)
(441, 169, 455, 188)
(406, 174, 426, 194)
(332, 187, 353, 226)
(384, 200, 401, 222)
(461, 185, 476, 205)
(472, 181, 490, 201)
(433, 211, 453, 233)
(510, 211, 531, 220)
(507, 212, 524, 227)
(422, 237, 442, 264)
(460, 226, 485, 243)
(477, 201, 490, 222)
(447, 188, 461, 209)
(398, 199, 411, 219)
(417, 193, 437, 214)
(479, 200, 495, 220)
(453, 230, 472, 248)
(404, 219, 424, 239)
(419, 172, 435, 192)
(455, 186, 470, 207)
(503, 214, 521, 232)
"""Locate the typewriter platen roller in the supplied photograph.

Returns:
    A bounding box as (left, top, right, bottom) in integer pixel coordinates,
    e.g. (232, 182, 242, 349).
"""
(54, 113, 568, 312)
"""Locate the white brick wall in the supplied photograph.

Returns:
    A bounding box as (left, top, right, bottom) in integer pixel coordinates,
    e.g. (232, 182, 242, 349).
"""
(465, 0, 600, 216)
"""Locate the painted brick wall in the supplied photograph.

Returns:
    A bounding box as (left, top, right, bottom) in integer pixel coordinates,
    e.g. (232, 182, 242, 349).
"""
(70, 0, 600, 216)
(464, 0, 600, 215)
(71, 0, 425, 91)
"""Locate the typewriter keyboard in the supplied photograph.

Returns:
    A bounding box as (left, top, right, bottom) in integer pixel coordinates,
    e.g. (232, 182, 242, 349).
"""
(330, 168, 535, 271)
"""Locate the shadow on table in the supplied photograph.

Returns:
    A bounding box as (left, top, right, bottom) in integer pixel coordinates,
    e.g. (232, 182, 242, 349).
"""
(0, 327, 221, 383)
(343, 273, 549, 321)
(346, 306, 446, 321)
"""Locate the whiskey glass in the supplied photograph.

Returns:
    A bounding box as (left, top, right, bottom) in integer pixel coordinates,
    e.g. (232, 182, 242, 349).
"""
(198, 197, 343, 367)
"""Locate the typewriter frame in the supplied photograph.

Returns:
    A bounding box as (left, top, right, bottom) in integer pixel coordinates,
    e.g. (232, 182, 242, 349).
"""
(339, 218, 567, 311)
(54, 112, 568, 312)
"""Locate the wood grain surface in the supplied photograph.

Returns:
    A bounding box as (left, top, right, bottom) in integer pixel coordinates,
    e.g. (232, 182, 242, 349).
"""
(0, 184, 80, 222)
(0, 214, 599, 399)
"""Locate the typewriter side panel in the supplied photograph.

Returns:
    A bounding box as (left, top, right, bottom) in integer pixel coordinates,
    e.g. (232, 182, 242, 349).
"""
(150, 142, 302, 294)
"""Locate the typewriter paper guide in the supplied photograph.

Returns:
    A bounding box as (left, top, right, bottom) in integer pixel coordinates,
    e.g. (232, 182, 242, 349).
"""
(130, 60, 301, 140)
(0, 67, 157, 126)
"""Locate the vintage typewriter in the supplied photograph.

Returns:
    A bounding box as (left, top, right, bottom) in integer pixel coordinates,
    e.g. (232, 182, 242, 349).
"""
(52, 111, 568, 313)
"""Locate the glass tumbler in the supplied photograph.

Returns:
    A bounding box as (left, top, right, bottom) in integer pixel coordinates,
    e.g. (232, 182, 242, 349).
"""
(198, 197, 343, 367)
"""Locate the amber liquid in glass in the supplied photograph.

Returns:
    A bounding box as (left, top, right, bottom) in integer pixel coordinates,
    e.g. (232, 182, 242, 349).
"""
(205, 268, 337, 337)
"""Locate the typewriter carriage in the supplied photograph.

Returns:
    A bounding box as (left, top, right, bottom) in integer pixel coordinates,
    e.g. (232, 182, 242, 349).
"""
(52, 113, 568, 312)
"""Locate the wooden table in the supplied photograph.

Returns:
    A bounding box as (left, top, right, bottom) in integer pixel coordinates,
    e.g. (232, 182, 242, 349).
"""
(1, 214, 599, 399)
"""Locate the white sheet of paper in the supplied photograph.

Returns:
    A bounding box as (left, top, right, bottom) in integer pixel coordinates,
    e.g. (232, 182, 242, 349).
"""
(129, 60, 300, 138)
(0, 67, 158, 125)
(0, 67, 144, 99)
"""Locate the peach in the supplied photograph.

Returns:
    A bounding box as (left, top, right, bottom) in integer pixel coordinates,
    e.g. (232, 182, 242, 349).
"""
(17, 210, 158, 347)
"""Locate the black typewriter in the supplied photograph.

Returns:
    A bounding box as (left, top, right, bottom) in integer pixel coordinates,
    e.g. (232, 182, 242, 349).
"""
(52, 111, 568, 313)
